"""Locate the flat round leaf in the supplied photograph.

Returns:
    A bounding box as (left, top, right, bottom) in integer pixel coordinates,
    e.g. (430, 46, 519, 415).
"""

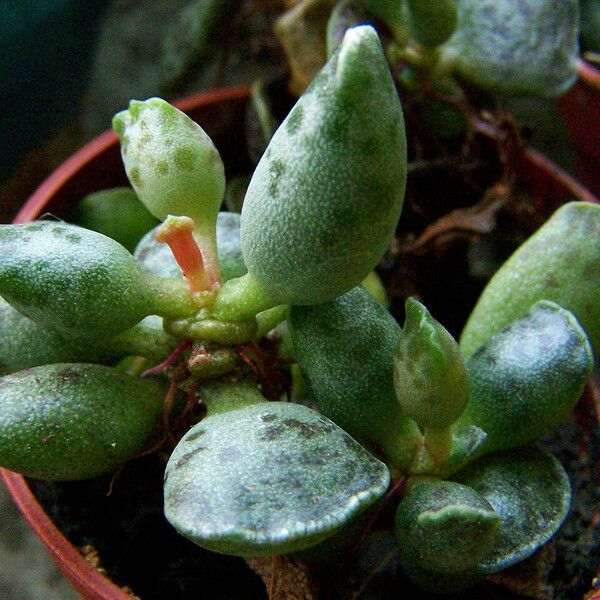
(135, 211, 246, 282)
(164, 401, 390, 556)
(453, 446, 571, 573)
(455, 301, 592, 456)
(445, 0, 579, 97)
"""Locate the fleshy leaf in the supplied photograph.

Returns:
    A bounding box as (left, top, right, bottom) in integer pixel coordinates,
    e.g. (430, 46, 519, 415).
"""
(112, 97, 225, 230)
(289, 286, 421, 471)
(0, 298, 176, 375)
(395, 480, 499, 573)
(71, 187, 158, 253)
(454, 301, 592, 457)
(460, 202, 600, 357)
(0, 222, 196, 338)
(453, 446, 571, 573)
(443, 0, 579, 97)
(0, 363, 166, 480)
(164, 400, 390, 556)
(405, 0, 458, 48)
(394, 298, 468, 432)
(213, 25, 407, 320)
(135, 211, 247, 283)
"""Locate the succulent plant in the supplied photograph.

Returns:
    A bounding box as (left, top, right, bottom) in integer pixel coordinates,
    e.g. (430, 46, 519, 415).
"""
(0, 20, 597, 598)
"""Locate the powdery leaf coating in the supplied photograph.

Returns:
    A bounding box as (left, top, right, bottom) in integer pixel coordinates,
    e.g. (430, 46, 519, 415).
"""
(289, 286, 420, 471)
(0, 363, 166, 480)
(444, 0, 579, 97)
(113, 97, 225, 233)
(454, 446, 571, 573)
(460, 202, 600, 357)
(239, 25, 406, 306)
(164, 401, 390, 556)
(395, 480, 499, 573)
(135, 212, 247, 282)
(0, 222, 159, 338)
(455, 302, 592, 457)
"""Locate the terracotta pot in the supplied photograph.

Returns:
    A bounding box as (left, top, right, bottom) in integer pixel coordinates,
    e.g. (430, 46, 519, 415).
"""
(1, 86, 598, 600)
(556, 58, 600, 198)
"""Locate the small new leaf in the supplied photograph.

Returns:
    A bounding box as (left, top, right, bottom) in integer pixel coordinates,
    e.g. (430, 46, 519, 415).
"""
(395, 480, 499, 573)
(394, 297, 469, 432)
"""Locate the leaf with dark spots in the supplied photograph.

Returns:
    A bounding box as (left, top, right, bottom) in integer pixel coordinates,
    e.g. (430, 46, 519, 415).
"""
(260, 413, 277, 423)
(164, 401, 390, 556)
(185, 429, 206, 442)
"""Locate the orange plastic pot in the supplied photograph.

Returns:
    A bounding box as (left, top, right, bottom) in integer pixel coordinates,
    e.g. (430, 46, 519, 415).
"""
(0, 85, 598, 600)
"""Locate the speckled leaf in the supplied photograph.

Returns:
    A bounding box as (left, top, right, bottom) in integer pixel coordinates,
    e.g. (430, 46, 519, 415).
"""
(454, 301, 592, 457)
(444, 0, 579, 97)
(0, 363, 166, 480)
(213, 25, 406, 320)
(164, 401, 390, 556)
(288, 286, 421, 472)
(134, 211, 247, 282)
(460, 202, 600, 357)
(0, 222, 195, 339)
(453, 446, 571, 573)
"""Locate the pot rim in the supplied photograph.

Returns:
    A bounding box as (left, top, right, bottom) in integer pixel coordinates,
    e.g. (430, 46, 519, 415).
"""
(1, 81, 598, 600)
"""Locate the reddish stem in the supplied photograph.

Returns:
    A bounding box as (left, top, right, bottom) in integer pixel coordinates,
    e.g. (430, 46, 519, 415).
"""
(156, 216, 212, 292)
(141, 339, 191, 378)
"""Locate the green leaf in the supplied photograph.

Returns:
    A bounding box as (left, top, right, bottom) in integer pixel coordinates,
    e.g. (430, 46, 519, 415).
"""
(112, 98, 225, 235)
(164, 400, 390, 556)
(0, 222, 196, 338)
(0, 298, 177, 375)
(289, 286, 420, 471)
(454, 301, 592, 457)
(460, 202, 600, 357)
(135, 211, 247, 283)
(405, 0, 457, 48)
(213, 25, 407, 320)
(394, 298, 468, 432)
(453, 446, 571, 573)
(395, 480, 499, 573)
(443, 0, 579, 97)
(71, 187, 159, 253)
(0, 363, 166, 480)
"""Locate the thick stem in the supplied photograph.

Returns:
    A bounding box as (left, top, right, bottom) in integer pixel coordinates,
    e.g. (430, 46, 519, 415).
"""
(109, 316, 179, 361)
(200, 378, 267, 416)
(212, 272, 279, 322)
(424, 426, 453, 465)
(142, 273, 199, 318)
